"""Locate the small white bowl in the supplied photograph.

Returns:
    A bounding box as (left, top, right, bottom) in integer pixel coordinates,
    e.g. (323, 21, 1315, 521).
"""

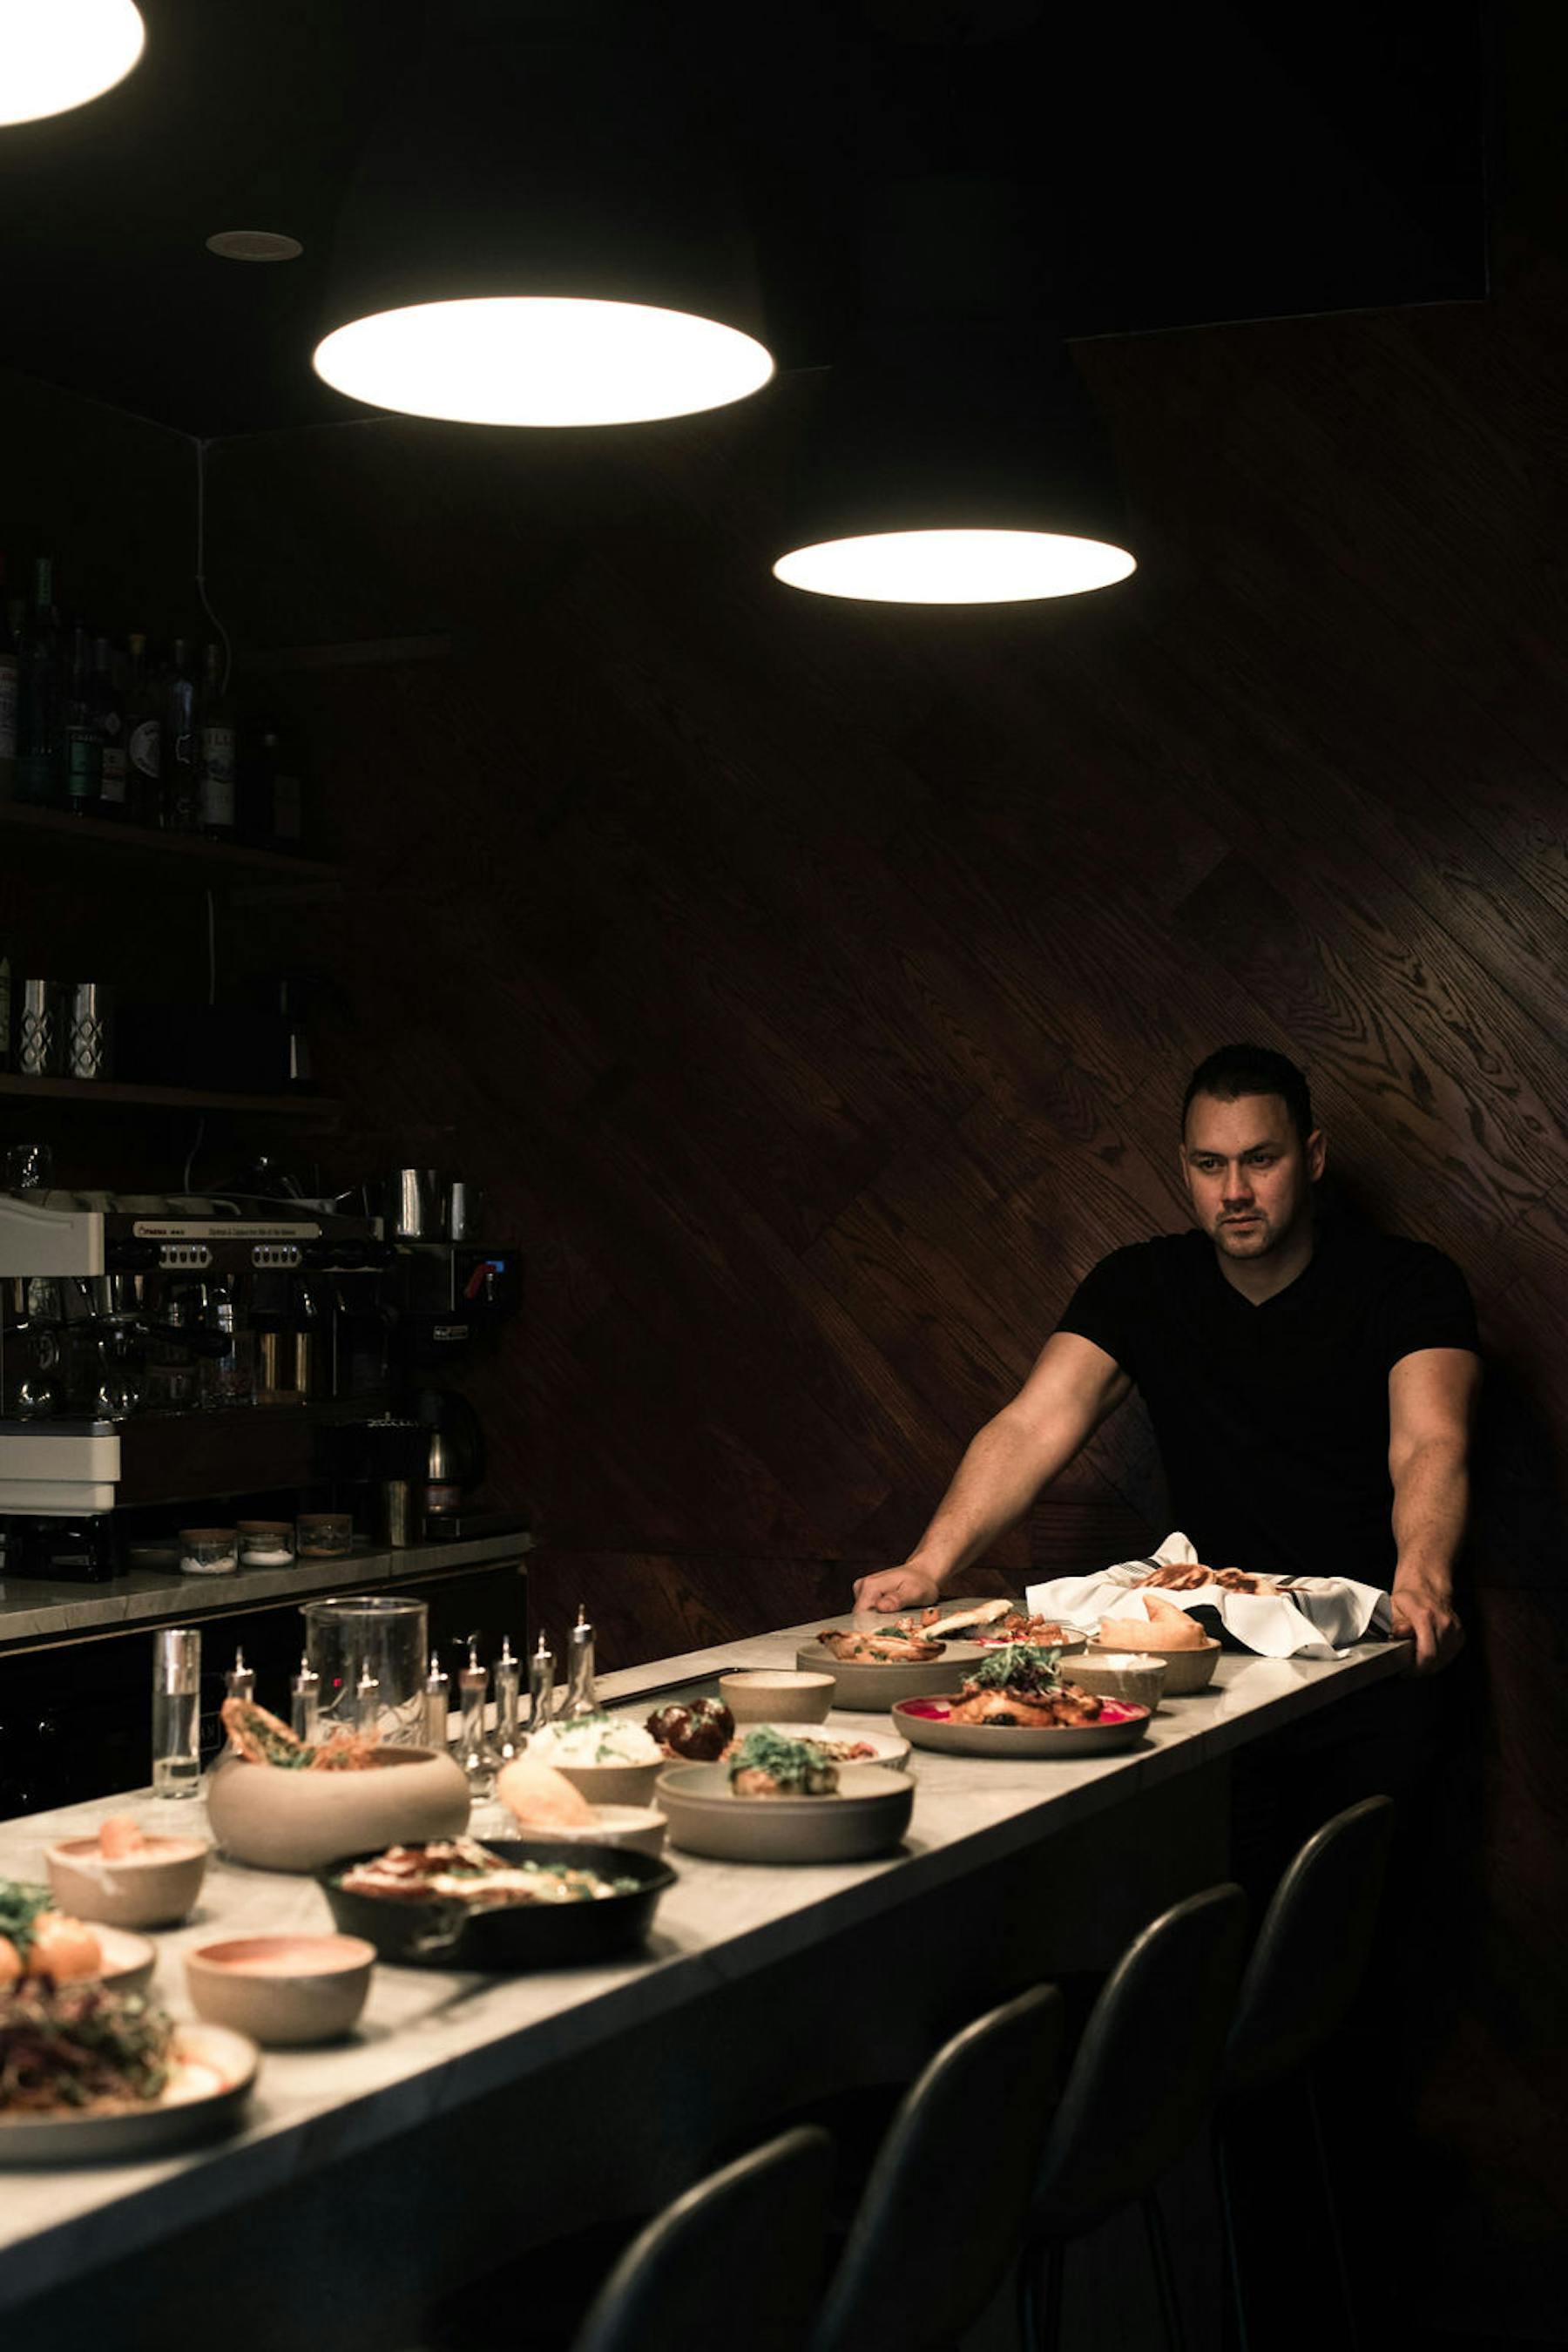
(1069, 1652, 1168, 1710)
(547, 1757, 666, 1808)
(537, 1804, 667, 1860)
(186, 1933, 375, 2045)
(720, 1671, 835, 1725)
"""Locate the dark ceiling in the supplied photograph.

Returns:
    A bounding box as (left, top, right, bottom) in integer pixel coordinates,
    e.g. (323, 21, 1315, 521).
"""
(0, 0, 1489, 441)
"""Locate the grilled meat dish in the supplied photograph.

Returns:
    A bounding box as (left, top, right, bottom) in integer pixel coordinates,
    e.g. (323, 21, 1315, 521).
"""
(818, 1628, 943, 1663)
(948, 1642, 1105, 1729)
(645, 1697, 734, 1761)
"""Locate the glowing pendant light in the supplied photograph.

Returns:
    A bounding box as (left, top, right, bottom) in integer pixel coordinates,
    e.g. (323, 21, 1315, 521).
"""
(314, 21, 774, 429)
(0, 0, 144, 125)
(773, 178, 1134, 605)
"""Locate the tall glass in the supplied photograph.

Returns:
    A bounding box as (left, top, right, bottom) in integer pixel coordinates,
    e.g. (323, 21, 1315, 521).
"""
(301, 1594, 429, 1747)
(152, 1626, 201, 1798)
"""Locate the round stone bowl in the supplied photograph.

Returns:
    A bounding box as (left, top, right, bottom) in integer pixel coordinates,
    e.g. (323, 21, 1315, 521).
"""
(186, 1933, 375, 2045)
(205, 1747, 470, 1874)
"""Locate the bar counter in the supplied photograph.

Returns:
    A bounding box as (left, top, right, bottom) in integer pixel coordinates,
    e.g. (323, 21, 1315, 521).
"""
(0, 1528, 534, 1658)
(0, 1616, 1409, 2345)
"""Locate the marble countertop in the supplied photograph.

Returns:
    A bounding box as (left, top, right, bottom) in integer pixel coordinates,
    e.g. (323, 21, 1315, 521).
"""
(0, 1613, 1409, 2308)
(0, 1530, 533, 1653)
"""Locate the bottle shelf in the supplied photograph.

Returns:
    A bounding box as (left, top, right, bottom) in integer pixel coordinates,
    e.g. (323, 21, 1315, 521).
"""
(0, 1072, 341, 1123)
(0, 800, 340, 889)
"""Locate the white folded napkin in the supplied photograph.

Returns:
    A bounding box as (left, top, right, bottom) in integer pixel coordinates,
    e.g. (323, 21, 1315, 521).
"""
(1025, 1531, 1393, 1661)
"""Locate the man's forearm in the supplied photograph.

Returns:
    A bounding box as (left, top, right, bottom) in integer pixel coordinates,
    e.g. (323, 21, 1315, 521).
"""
(1390, 1437, 1469, 1594)
(905, 1412, 1075, 1590)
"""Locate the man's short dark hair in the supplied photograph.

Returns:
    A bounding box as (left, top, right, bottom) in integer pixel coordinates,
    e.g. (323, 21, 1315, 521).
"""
(1182, 1044, 1315, 1144)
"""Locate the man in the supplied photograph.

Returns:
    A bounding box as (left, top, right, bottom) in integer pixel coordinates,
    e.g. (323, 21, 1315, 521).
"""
(854, 1043, 1479, 1671)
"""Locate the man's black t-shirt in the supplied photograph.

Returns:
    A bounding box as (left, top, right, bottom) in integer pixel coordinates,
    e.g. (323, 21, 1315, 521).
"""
(1056, 1221, 1479, 1582)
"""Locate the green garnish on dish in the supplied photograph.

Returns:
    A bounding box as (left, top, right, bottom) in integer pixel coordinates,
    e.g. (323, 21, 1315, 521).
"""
(727, 1727, 839, 1797)
(964, 1643, 1064, 1693)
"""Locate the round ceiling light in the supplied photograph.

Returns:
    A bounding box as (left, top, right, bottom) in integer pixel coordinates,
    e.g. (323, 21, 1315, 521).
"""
(314, 28, 775, 430)
(774, 528, 1135, 605)
(0, 0, 145, 125)
(314, 296, 774, 429)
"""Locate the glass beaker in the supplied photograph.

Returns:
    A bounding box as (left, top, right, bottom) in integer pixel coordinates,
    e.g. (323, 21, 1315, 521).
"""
(301, 1594, 429, 1748)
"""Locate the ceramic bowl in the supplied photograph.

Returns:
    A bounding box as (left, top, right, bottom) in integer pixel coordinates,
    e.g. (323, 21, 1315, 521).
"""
(186, 1933, 375, 2045)
(205, 1746, 470, 1874)
(719, 1671, 835, 1725)
(46, 1832, 209, 1929)
(657, 1761, 914, 1863)
(1067, 1652, 1168, 1710)
(1091, 1634, 1221, 1696)
(545, 1757, 666, 1808)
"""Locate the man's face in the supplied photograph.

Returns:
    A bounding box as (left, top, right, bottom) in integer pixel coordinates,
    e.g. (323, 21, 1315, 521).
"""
(1180, 1091, 1325, 1261)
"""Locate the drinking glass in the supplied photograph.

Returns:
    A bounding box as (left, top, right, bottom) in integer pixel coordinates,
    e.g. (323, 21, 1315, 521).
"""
(302, 1594, 429, 1747)
(152, 1626, 202, 1798)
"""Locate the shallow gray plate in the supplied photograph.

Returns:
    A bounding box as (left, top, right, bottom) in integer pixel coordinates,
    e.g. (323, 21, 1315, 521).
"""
(795, 1639, 985, 1710)
(893, 1697, 1151, 1759)
(0, 2022, 258, 2166)
(657, 1761, 914, 1862)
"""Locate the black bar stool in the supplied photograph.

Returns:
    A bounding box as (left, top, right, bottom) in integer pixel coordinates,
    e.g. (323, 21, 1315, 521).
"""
(569, 2126, 834, 2352)
(810, 1984, 1064, 2352)
(1018, 1883, 1251, 2352)
(1217, 1794, 1396, 2352)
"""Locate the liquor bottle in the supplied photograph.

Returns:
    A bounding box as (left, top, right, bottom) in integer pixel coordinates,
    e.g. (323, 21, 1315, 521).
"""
(196, 642, 237, 839)
(124, 632, 162, 825)
(89, 637, 126, 820)
(16, 558, 63, 807)
(164, 638, 197, 830)
(0, 563, 17, 801)
(64, 621, 100, 815)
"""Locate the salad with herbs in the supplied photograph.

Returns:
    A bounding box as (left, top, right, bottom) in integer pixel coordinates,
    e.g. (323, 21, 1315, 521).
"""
(0, 1980, 174, 2116)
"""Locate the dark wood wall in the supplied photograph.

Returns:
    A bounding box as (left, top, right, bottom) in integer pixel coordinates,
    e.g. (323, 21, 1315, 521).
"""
(205, 243, 1568, 1671)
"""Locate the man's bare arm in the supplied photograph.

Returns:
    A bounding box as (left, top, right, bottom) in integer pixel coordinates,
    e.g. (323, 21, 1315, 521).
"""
(1387, 1346, 1480, 1673)
(853, 1333, 1131, 1614)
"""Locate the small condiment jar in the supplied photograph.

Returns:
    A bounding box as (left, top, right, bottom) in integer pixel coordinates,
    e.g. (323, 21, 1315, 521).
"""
(236, 1519, 296, 1570)
(295, 1511, 353, 1559)
(179, 1526, 238, 1577)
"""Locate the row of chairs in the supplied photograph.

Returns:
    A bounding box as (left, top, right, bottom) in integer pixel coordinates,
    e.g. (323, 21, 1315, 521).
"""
(558, 1794, 1394, 2352)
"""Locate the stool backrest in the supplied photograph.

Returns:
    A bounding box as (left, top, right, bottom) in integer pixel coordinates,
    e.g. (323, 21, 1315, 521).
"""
(1031, 1883, 1250, 2245)
(570, 2126, 833, 2352)
(1223, 1794, 1396, 2100)
(812, 1984, 1064, 2352)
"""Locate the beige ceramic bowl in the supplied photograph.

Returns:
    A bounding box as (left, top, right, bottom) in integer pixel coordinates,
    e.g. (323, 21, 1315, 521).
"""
(205, 1746, 470, 1874)
(1090, 1633, 1221, 1696)
(1068, 1652, 1168, 1710)
(46, 1833, 209, 1930)
(186, 1933, 375, 2045)
(720, 1670, 835, 1725)
(548, 1757, 665, 1808)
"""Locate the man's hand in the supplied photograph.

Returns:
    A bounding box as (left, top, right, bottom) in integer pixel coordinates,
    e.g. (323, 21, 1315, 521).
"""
(1389, 1578, 1464, 1673)
(852, 1565, 943, 1616)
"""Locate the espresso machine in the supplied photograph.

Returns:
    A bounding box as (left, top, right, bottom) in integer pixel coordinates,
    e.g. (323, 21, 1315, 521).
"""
(0, 1183, 523, 1577)
(0, 1189, 395, 1572)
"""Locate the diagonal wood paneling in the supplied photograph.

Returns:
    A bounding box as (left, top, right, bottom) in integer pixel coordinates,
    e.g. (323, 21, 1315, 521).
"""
(199, 248, 1568, 1707)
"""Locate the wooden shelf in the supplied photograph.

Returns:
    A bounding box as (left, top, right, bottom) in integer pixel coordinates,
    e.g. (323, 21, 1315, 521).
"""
(0, 1073, 341, 1122)
(0, 801, 340, 889)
